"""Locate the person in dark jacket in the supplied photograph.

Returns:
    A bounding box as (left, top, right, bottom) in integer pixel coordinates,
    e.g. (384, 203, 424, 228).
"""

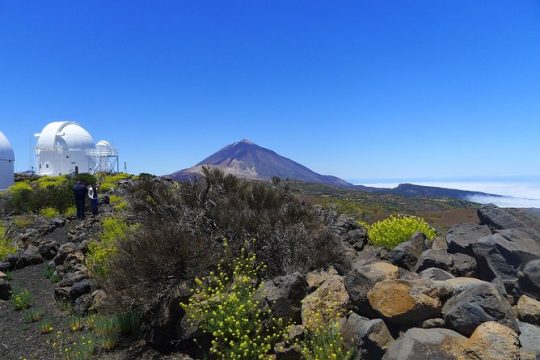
(72, 181, 87, 219)
(88, 184, 98, 216)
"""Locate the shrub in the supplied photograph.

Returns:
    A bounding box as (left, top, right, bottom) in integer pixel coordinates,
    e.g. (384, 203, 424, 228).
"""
(86, 216, 129, 279)
(92, 315, 120, 350)
(39, 319, 54, 334)
(12, 215, 35, 229)
(299, 322, 353, 360)
(23, 308, 44, 323)
(0, 222, 16, 261)
(368, 215, 437, 249)
(12, 288, 34, 310)
(40, 207, 60, 219)
(117, 311, 141, 336)
(98, 173, 131, 193)
(7, 181, 33, 212)
(64, 206, 77, 218)
(104, 168, 343, 312)
(182, 243, 286, 359)
(68, 316, 84, 332)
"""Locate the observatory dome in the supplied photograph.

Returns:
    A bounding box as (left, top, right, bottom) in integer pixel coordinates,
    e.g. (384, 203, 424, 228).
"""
(35, 121, 96, 176)
(0, 131, 15, 162)
(0, 130, 15, 189)
(36, 121, 95, 151)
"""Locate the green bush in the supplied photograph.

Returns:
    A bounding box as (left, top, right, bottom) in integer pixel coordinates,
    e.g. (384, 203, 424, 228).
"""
(40, 207, 61, 219)
(98, 173, 131, 193)
(368, 215, 437, 249)
(86, 217, 129, 279)
(0, 222, 16, 261)
(299, 322, 353, 360)
(64, 205, 77, 218)
(182, 242, 285, 359)
(6, 174, 97, 215)
(12, 288, 34, 310)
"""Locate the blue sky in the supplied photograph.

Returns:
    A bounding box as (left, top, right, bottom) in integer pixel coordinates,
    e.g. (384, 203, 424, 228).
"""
(1, 0, 539, 180)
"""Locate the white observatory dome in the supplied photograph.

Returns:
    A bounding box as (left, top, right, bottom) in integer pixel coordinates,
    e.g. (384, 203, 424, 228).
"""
(0, 130, 15, 189)
(35, 121, 96, 176)
(36, 122, 95, 151)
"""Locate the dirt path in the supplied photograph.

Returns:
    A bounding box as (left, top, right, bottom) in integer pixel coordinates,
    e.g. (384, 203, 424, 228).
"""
(0, 263, 70, 360)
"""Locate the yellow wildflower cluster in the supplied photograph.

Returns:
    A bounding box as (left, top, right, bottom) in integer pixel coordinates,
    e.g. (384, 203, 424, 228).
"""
(368, 214, 437, 249)
(182, 241, 286, 359)
(299, 321, 353, 360)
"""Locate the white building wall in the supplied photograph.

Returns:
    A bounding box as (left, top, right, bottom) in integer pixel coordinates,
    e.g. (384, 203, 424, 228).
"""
(0, 159, 14, 190)
(37, 149, 95, 176)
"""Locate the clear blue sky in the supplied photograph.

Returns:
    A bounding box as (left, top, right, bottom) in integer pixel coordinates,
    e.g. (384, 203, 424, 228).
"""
(1, 0, 539, 180)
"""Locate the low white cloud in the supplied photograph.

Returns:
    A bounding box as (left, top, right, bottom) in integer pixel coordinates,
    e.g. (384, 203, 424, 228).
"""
(358, 181, 540, 208)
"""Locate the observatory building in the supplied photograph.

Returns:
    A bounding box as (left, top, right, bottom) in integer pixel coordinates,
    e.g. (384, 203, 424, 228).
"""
(0, 131, 15, 190)
(35, 121, 119, 176)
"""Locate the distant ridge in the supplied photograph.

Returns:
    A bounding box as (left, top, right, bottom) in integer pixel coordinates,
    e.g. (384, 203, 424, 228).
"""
(169, 139, 353, 187)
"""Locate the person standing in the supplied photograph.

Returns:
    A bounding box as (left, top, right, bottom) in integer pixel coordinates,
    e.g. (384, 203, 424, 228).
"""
(72, 181, 87, 219)
(88, 183, 98, 216)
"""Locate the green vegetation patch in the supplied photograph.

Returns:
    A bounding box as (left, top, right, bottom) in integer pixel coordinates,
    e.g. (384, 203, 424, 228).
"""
(368, 214, 437, 249)
(86, 216, 130, 279)
(0, 222, 17, 261)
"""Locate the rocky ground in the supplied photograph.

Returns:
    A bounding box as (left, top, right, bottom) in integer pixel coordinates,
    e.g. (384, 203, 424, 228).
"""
(1, 203, 540, 359)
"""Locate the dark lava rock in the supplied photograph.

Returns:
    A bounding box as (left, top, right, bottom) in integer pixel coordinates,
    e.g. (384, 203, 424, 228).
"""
(442, 283, 519, 337)
(415, 250, 453, 273)
(383, 328, 466, 360)
(419, 268, 454, 281)
(415, 250, 477, 277)
(344, 270, 376, 317)
(451, 253, 477, 277)
(73, 294, 93, 315)
(38, 241, 59, 260)
(260, 272, 308, 324)
(520, 259, 540, 299)
(15, 246, 44, 269)
(341, 312, 393, 360)
(478, 204, 527, 230)
(446, 223, 492, 256)
(143, 282, 192, 353)
(54, 242, 79, 266)
(389, 232, 428, 270)
(0, 279, 11, 300)
(0, 261, 12, 272)
(472, 233, 540, 293)
(69, 279, 93, 301)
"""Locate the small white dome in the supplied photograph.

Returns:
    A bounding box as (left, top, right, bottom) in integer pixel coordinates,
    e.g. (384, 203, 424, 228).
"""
(0, 131, 15, 161)
(96, 140, 112, 149)
(36, 121, 95, 151)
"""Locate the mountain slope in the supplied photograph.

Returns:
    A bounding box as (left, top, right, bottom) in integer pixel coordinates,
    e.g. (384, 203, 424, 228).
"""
(169, 139, 352, 187)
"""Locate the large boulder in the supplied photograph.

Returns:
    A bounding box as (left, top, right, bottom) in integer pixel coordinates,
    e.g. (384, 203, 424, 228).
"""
(367, 279, 449, 327)
(446, 223, 492, 255)
(54, 242, 79, 266)
(353, 261, 400, 284)
(15, 246, 44, 269)
(415, 250, 477, 277)
(69, 279, 93, 301)
(518, 322, 540, 358)
(472, 232, 540, 293)
(478, 204, 527, 230)
(301, 274, 349, 331)
(382, 328, 466, 360)
(442, 283, 519, 336)
(341, 312, 393, 360)
(343, 270, 376, 317)
(259, 272, 308, 324)
(516, 295, 540, 325)
(462, 321, 520, 360)
(388, 232, 428, 270)
(519, 259, 540, 299)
